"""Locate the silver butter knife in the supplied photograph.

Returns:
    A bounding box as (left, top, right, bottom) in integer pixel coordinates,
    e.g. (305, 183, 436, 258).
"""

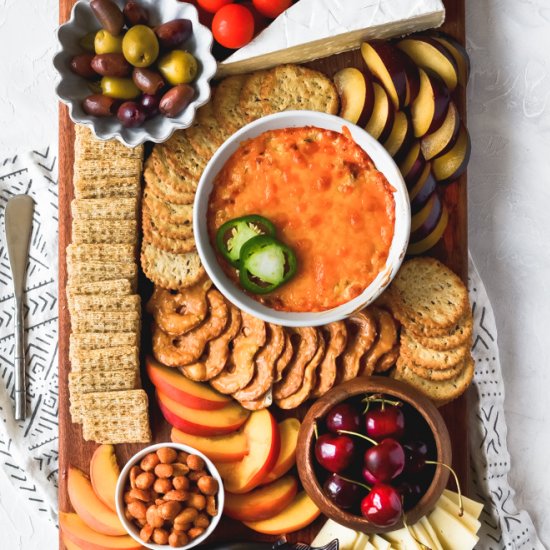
(4, 195, 34, 421)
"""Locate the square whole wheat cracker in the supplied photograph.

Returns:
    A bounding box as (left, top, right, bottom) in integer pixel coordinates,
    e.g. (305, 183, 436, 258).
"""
(71, 198, 138, 220)
(71, 310, 140, 334)
(70, 332, 139, 355)
(80, 390, 151, 444)
(66, 278, 133, 297)
(70, 345, 139, 372)
(69, 369, 140, 422)
(67, 260, 137, 288)
(74, 158, 143, 181)
(74, 177, 141, 200)
(74, 125, 144, 160)
(72, 219, 137, 245)
(67, 243, 135, 265)
(69, 294, 140, 315)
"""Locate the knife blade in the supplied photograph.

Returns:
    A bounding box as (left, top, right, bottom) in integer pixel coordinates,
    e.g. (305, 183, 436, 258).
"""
(4, 195, 34, 421)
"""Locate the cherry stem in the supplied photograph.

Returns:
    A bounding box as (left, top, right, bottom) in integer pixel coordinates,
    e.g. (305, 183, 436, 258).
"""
(313, 421, 319, 441)
(403, 514, 432, 550)
(337, 429, 378, 446)
(337, 473, 371, 492)
(362, 394, 402, 414)
(426, 460, 464, 517)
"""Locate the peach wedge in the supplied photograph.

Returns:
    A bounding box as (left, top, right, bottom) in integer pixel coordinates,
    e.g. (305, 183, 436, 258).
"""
(243, 491, 321, 535)
(225, 475, 298, 522)
(59, 512, 141, 550)
(262, 417, 300, 484)
(146, 356, 231, 410)
(90, 445, 119, 513)
(67, 467, 126, 536)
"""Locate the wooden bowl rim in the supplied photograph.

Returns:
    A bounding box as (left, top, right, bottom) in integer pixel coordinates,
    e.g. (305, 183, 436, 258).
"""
(296, 375, 452, 533)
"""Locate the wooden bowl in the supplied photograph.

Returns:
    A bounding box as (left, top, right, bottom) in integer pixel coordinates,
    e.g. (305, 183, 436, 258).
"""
(296, 376, 452, 533)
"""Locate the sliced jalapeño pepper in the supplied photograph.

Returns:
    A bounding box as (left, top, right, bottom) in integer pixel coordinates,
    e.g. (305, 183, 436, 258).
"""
(216, 215, 276, 267)
(239, 235, 297, 295)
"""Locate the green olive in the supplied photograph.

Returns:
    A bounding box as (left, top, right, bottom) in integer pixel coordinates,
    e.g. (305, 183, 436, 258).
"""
(79, 31, 98, 53)
(158, 50, 198, 86)
(94, 29, 123, 54)
(100, 76, 140, 99)
(122, 25, 159, 68)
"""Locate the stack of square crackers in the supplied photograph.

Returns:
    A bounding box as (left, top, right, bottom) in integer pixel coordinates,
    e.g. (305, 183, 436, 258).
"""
(386, 258, 475, 407)
(66, 125, 151, 444)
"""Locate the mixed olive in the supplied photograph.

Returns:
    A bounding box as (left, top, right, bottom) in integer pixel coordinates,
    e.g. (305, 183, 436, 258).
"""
(70, 0, 200, 127)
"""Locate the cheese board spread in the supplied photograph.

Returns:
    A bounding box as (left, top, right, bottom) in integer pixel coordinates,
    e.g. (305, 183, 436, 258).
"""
(57, 0, 475, 548)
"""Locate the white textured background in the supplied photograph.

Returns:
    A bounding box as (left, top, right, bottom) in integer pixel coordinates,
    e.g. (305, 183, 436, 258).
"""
(0, 0, 549, 548)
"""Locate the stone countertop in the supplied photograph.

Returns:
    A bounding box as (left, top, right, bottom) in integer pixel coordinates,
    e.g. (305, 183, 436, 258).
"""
(0, 0, 549, 547)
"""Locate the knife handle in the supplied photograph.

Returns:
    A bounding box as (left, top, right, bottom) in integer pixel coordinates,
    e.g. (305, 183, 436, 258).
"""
(14, 297, 26, 421)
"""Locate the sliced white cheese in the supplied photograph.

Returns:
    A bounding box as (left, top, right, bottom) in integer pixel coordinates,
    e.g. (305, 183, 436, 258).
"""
(217, 0, 445, 76)
(443, 489, 484, 520)
(419, 517, 444, 550)
(428, 506, 479, 550)
(352, 533, 369, 549)
(312, 519, 358, 550)
(370, 534, 392, 550)
(382, 527, 421, 549)
(411, 522, 437, 549)
(437, 494, 481, 534)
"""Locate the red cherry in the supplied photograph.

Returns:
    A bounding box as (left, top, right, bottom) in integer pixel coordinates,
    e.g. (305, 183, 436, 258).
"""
(326, 403, 361, 434)
(323, 473, 362, 509)
(365, 405, 405, 441)
(396, 478, 424, 510)
(363, 438, 405, 482)
(314, 433, 355, 474)
(403, 440, 429, 473)
(362, 465, 378, 485)
(361, 483, 403, 527)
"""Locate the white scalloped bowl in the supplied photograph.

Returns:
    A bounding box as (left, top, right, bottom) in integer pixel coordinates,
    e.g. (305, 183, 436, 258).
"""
(194, 110, 411, 328)
(54, 0, 216, 147)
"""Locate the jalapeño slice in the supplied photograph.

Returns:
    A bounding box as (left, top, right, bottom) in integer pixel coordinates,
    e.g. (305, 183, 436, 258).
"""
(239, 235, 297, 295)
(216, 215, 276, 267)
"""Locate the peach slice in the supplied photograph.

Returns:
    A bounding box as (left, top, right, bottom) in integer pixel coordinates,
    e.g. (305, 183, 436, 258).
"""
(262, 418, 300, 484)
(215, 409, 280, 494)
(397, 36, 459, 91)
(432, 125, 471, 185)
(421, 101, 460, 160)
(361, 41, 409, 109)
(59, 512, 141, 550)
(63, 536, 84, 550)
(67, 467, 126, 536)
(90, 445, 119, 513)
(364, 82, 395, 142)
(243, 491, 321, 535)
(411, 69, 451, 138)
(171, 426, 248, 463)
(157, 390, 249, 436)
(225, 475, 298, 522)
(334, 67, 374, 127)
(146, 356, 230, 410)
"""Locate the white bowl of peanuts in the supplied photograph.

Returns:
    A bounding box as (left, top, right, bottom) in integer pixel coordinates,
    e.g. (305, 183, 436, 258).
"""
(115, 443, 224, 549)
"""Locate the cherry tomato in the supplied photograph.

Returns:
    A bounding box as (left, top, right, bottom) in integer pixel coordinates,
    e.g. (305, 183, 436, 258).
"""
(252, 0, 291, 19)
(212, 4, 255, 49)
(240, 1, 269, 36)
(197, 0, 233, 13)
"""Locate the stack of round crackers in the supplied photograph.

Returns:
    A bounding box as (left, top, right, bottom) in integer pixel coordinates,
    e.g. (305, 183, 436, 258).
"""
(141, 64, 339, 291)
(148, 278, 400, 411)
(387, 258, 474, 406)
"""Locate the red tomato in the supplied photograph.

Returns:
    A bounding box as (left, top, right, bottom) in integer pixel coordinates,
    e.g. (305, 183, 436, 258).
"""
(252, 0, 291, 19)
(240, 1, 270, 35)
(197, 0, 233, 13)
(212, 4, 255, 49)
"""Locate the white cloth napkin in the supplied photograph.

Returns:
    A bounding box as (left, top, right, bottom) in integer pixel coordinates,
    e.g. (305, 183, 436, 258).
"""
(0, 151, 544, 547)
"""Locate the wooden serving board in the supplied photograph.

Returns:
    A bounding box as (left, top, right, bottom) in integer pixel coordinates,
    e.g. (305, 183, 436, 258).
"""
(57, 2, 467, 548)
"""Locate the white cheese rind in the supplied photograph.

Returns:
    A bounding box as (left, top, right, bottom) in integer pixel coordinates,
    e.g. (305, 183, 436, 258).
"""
(217, 0, 445, 76)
